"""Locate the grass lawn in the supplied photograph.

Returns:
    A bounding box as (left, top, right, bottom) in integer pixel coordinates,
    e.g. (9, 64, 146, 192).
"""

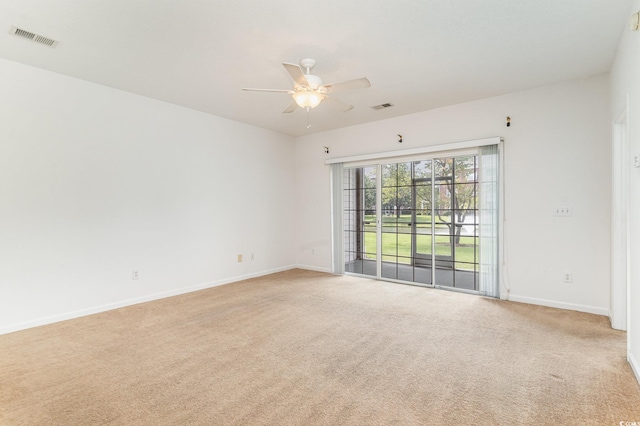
(361, 214, 477, 270)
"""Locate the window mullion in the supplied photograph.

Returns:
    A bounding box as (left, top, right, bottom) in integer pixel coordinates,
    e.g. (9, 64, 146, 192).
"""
(376, 164, 382, 279)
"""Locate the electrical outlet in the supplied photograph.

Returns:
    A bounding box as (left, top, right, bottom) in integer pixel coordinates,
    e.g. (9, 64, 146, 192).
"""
(132, 270, 139, 280)
(251, 252, 254, 261)
(554, 206, 571, 217)
(634, 154, 640, 168)
(312, 248, 315, 255)
(563, 272, 572, 283)
(237, 254, 242, 262)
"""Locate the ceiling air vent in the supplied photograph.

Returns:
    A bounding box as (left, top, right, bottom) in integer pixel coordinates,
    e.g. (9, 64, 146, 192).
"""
(371, 102, 394, 110)
(9, 26, 59, 48)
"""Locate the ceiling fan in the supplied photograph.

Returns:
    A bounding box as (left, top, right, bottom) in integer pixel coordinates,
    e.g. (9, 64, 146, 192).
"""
(242, 58, 371, 114)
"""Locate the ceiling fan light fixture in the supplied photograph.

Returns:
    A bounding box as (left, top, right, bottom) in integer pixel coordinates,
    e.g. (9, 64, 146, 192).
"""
(243, 58, 369, 115)
(292, 90, 325, 109)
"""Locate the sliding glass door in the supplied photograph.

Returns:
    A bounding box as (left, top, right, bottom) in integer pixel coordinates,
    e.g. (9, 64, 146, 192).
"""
(432, 156, 479, 290)
(343, 154, 480, 292)
(344, 166, 377, 277)
(380, 160, 432, 283)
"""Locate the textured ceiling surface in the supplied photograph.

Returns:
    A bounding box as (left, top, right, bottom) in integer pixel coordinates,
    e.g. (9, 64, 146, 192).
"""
(0, 0, 633, 136)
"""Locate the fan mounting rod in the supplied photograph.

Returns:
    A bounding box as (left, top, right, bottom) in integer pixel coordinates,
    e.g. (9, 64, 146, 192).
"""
(300, 58, 316, 74)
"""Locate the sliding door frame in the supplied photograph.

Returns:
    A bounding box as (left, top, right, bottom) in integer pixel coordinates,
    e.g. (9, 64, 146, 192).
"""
(342, 149, 481, 292)
(330, 137, 504, 297)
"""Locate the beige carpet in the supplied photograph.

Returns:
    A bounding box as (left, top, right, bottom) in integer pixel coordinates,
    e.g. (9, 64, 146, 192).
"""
(1, 269, 639, 425)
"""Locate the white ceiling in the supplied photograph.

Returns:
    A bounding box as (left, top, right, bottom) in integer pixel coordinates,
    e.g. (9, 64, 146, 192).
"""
(0, 0, 632, 137)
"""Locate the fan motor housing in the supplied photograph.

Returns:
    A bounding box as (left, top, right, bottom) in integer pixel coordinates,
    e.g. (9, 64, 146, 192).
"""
(304, 74, 322, 90)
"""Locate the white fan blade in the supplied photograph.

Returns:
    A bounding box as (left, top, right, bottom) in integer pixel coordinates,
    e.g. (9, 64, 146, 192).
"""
(242, 88, 291, 93)
(283, 63, 310, 88)
(282, 102, 298, 113)
(323, 77, 371, 93)
(324, 96, 354, 112)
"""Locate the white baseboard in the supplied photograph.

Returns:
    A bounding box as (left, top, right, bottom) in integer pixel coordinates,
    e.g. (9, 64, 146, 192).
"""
(630, 351, 640, 386)
(0, 265, 298, 336)
(507, 294, 608, 316)
(293, 264, 333, 274)
(3, 268, 615, 337)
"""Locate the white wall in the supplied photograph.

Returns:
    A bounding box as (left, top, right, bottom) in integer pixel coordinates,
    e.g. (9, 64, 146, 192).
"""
(611, 0, 640, 382)
(295, 73, 611, 316)
(0, 58, 296, 334)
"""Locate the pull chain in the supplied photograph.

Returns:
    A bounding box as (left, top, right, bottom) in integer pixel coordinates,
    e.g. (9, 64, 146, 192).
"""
(306, 107, 311, 128)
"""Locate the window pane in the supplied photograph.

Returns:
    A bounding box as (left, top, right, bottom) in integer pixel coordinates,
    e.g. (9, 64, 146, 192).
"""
(364, 188, 376, 212)
(414, 160, 432, 180)
(362, 261, 376, 277)
(415, 210, 431, 223)
(397, 162, 412, 186)
(363, 231, 377, 258)
(397, 216, 412, 234)
(398, 264, 414, 282)
(435, 235, 452, 256)
(381, 232, 397, 256)
(434, 210, 453, 232)
(344, 230, 357, 253)
(345, 260, 362, 274)
(415, 185, 432, 210)
(415, 221, 432, 235)
(382, 261, 398, 279)
(436, 268, 454, 287)
(363, 166, 377, 188)
(382, 164, 397, 187)
(381, 214, 397, 232)
(416, 234, 432, 254)
(434, 158, 453, 178)
(396, 233, 412, 257)
(414, 266, 432, 284)
(396, 187, 412, 215)
(455, 261, 476, 271)
(363, 214, 376, 232)
(454, 183, 476, 210)
(343, 189, 357, 210)
(455, 269, 477, 291)
(382, 186, 397, 214)
(455, 236, 476, 264)
(455, 156, 477, 183)
(434, 184, 451, 209)
(459, 210, 478, 226)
